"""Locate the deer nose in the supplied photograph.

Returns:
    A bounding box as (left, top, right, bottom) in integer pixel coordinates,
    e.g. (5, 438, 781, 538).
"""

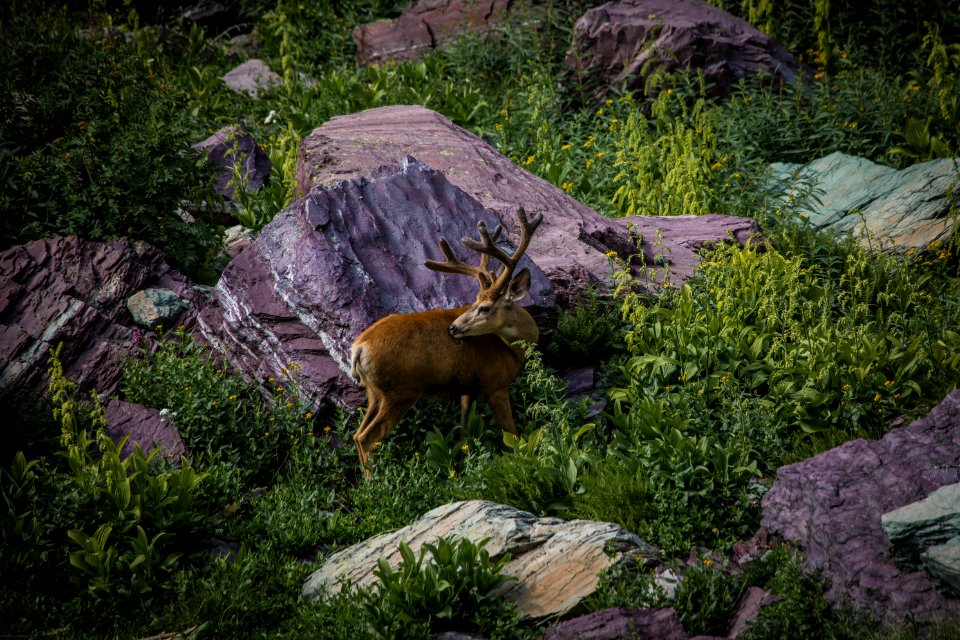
(448, 325, 457, 336)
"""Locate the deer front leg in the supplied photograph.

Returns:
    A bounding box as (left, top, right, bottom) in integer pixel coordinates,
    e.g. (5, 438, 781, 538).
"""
(485, 389, 518, 435)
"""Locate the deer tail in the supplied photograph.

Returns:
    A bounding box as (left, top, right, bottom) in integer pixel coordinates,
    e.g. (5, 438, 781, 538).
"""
(349, 342, 365, 385)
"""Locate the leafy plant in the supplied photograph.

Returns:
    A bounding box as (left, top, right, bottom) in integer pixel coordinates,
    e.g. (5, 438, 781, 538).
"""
(357, 536, 517, 638)
(0, 10, 222, 275)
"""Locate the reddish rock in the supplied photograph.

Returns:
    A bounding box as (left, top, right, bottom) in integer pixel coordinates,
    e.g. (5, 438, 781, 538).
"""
(540, 607, 688, 640)
(193, 126, 271, 201)
(568, 0, 809, 100)
(296, 105, 761, 301)
(352, 0, 521, 66)
(0, 236, 206, 401)
(761, 389, 960, 624)
(198, 157, 553, 411)
(104, 399, 187, 464)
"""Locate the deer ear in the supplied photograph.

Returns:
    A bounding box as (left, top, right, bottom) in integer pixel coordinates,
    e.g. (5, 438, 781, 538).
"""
(507, 268, 531, 301)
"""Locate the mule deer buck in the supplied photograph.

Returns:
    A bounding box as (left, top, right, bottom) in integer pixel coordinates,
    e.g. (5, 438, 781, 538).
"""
(349, 207, 543, 476)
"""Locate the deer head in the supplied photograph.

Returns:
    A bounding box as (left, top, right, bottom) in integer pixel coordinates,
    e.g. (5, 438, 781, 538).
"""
(425, 206, 543, 341)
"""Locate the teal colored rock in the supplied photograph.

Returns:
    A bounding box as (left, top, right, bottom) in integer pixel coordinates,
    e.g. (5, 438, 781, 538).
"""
(126, 288, 189, 329)
(923, 536, 960, 597)
(882, 482, 960, 570)
(770, 152, 959, 250)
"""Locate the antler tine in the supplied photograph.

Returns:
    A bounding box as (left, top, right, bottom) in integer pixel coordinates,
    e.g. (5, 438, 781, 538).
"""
(465, 207, 542, 295)
(425, 238, 495, 289)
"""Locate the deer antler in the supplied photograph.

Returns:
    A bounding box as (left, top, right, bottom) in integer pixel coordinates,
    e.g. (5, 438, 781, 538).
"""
(425, 224, 503, 290)
(425, 207, 542, 295)
(461, 207, 542, 295)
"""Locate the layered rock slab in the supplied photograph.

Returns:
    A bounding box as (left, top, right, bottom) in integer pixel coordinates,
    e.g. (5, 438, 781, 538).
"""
(770, 151, 960, 251)
(0, 236, 205, 401)
(296, 104, 762, 301)
(197, 157, 553, 411)
(568, 0, 808, 100)
(302, 500, 660, 620)
(760, 389, 960, 623)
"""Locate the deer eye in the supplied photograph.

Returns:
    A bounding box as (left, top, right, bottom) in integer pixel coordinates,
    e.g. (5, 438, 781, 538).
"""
(477, 304, 493, 314)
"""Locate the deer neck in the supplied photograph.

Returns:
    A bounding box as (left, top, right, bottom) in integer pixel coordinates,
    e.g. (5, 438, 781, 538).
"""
(498, 308, 539, 351)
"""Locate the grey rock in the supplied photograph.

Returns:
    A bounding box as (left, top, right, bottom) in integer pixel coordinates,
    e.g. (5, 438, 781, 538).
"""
(761, 389, 960, 623)
(221, 58, 281, 98)
(104, 399, 186, 464)
(883, 482, 960, 570)
(922, 536, 960, 598)
(770, 151, 960, 251)
(302, 500, 660, 621)
(0, 236, 206, 401)
(568, 0, 809, 100)
(193, 125, 272, 201)
(540, 607, 687, 640)
(127, 288, 190, 329)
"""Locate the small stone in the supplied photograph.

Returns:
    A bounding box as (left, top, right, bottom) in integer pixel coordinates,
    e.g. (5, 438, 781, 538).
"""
(127, 288, 189, 328)
(221, 59, 281, 98)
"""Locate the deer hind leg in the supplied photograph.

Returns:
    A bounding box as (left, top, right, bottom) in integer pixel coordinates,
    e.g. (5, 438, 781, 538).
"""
(353, 389, 383, 471)
(485, 389, 518, 435)
(353, 392, 416, 477)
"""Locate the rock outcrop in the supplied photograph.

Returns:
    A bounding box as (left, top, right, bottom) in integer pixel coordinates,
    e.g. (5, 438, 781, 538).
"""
(761, 389, 960, 623)
(302, 500, 661, 621)
(568, 0, 808, 100)
(0, 236, 206, 401)
(769, 151, 960, 251)
(296, 105, 762, 301)
(198, 157, 553, 411)
(352, 0, 522, 66)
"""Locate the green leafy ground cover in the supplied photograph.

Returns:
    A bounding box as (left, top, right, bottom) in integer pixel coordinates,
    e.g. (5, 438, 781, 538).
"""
(2, 0, 960, 637)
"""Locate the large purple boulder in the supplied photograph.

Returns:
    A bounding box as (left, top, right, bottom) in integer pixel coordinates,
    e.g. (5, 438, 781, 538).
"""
(197, 157, 553, 411)
(568, 0, 809, 100)
(0, 236, 206, 401)
(296, 105, 761, 303)
(761, 389, 960, 623)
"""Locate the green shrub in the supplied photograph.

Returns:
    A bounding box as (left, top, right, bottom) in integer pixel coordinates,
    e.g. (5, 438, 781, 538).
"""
(0, 10, 221, 275)
(122, 328, 311, 488)
(357, 536, 517, 639)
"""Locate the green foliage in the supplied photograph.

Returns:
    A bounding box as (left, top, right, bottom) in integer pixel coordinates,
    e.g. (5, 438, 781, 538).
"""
(545, 284, 626, 367)
(673, 555, 749, 636)
(122, 328, 311, 488)
(357, 536, 517, 638)
(348, 447, 460, 542)
(51, 345, 208, 600)
(0, 9, 221, 275)
(610, 74, 735, 217)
